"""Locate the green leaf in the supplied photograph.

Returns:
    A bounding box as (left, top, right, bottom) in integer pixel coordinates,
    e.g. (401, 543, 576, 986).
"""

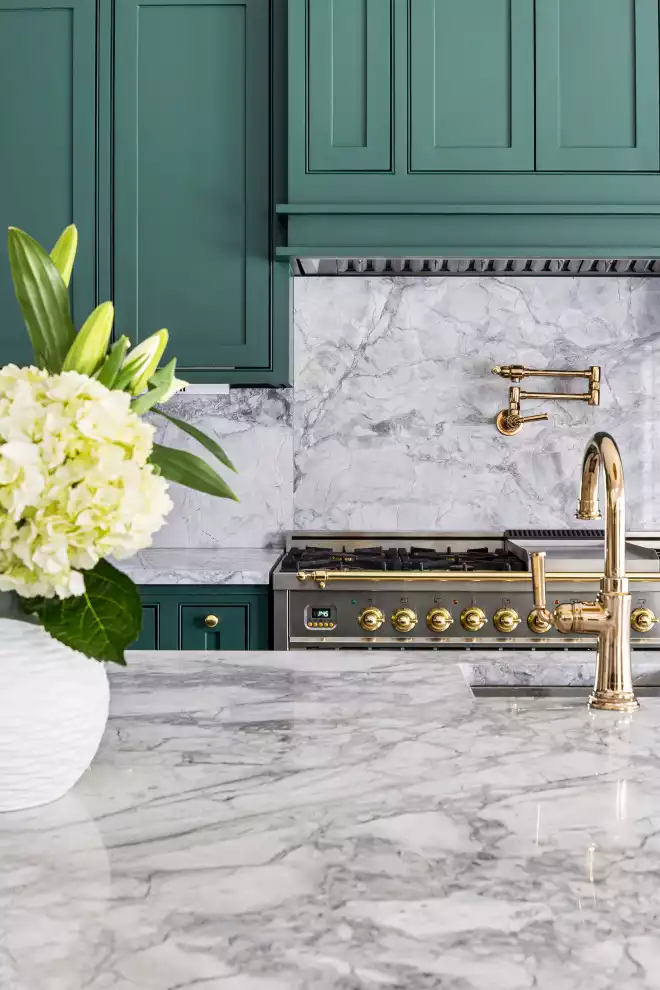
(50, 225, 78, 287)
(95, 335, 130, 388)
(63, 301, 114, 375)
(8, 227, 76, 371)
(19, 560, 142, 665)
(153, 408, 237, 473)
(131, 358, 188, 415)
(114, 329, 169, 394)
(150, 443, 239, 500)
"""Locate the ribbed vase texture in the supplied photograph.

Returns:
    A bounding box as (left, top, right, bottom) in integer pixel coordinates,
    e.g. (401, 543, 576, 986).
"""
(0, 619, 109, 812)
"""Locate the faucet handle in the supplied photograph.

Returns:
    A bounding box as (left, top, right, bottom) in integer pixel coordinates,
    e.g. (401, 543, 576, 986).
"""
(530, 552, 547, 611)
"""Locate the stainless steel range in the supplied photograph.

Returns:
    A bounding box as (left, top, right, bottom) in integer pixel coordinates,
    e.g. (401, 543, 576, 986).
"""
(272, 531, 660, 649)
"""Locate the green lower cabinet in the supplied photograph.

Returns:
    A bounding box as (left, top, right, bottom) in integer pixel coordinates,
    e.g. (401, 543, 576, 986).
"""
(131, 586, 271, 651)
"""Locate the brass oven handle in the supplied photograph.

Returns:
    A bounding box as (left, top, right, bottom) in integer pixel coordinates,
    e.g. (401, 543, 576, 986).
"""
(204, 614, 220, 628)
(531, 552, 547, 611)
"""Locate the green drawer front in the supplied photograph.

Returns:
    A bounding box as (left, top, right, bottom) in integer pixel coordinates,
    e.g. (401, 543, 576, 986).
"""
(180, 604, 249, 650)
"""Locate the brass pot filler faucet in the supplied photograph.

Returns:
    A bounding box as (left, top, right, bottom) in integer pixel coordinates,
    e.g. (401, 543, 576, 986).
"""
(493, 364, 600, 436)
(530, 432, 638, 713)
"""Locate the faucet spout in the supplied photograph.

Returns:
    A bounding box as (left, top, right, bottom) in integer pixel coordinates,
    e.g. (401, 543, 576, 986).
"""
(530, 432, 638, 712)
(577, 433, 626, 583)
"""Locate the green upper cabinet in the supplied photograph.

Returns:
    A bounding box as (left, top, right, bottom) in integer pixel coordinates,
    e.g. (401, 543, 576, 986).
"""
(0, 0, 96, 367)
(410, 0, 534, 172)
(113, 0, 279, 378)
(536, 0, 660, 172)
(0, 0, 288, 385)
(306, 0, 393, 171)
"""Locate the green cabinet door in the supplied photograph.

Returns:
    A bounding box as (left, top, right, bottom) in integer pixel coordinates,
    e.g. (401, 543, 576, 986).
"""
(536, 0, 659, 172)
(304, 0, 393, 172)
(180, 604, 249, 650)
(113, 0, 272, 375)
(0, 0, 96, 366)
(410, 0, 534, 171)
(132, 605, 159, 649)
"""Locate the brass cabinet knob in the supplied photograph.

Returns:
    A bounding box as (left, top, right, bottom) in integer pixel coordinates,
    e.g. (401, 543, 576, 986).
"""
(527, 608, 553, 634)
(358, 606, 384, 632)
(204, 614, 220, 628)
(391, 607, 418, 633)
(426, 607, 453, 633)
(631, 607, 660, 633)
(460, 606, 487, 632)
(493, 607, 521, 634)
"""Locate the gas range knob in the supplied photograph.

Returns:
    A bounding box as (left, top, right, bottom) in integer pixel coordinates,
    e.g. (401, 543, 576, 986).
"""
(358, 607, 384, 632)
(631, 607, 660, 633)
(427, 607, 453, 633)
(493, 607, 521, 634)
(392, 607, 417, 633)
(527, 608, 553, 634)
(460, 607, 487, 632)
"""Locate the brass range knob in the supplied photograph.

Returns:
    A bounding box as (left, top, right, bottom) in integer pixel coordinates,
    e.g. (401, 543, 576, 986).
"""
(460, 607, 487, 632)
(527, 608, 553, 634)
(204, 614, 220, 628)
(358, 606, 384, 632)
(631, 607, 660, 633)
(426, 607, 453, 633)
(493, 607, 521, 634)
(392, 607, 417, 633)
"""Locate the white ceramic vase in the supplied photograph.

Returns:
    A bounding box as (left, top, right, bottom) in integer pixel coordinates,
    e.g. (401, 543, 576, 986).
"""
(0, 618, 109, 812)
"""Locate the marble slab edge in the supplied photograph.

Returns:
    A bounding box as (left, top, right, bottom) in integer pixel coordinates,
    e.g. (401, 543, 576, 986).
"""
(461, 649, 660, 688)
(112, 548, 283, 585)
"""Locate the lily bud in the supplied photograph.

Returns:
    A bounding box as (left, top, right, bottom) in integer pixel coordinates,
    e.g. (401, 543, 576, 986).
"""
(114, 329, 169, 395)
(62, 302, 114, 376)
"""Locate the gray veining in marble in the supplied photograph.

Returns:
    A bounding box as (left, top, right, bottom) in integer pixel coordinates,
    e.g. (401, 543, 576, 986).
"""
(3, 648, 660, 989)
(150, 276, 660, 553)
(293, 276, 660, 531)
(151, 388, 293, 549)
(463, 649, 660, 688)
(114, 547, 282, 585)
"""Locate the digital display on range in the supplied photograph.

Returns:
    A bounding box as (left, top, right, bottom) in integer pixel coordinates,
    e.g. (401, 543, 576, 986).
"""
(311, 607, 332, 620)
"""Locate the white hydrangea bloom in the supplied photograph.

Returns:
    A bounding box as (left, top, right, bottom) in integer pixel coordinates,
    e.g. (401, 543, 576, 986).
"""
(0, 365, 172, 598)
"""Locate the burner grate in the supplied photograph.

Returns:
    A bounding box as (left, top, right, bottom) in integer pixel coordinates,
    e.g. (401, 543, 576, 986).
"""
(280, 544, 527, 573)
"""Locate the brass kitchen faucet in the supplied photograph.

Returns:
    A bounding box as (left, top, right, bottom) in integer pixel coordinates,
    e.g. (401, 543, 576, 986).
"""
(530, 432, 638, 712)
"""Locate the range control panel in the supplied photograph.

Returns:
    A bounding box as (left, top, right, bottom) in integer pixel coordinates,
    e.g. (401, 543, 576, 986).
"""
(285, 589, 660, 647)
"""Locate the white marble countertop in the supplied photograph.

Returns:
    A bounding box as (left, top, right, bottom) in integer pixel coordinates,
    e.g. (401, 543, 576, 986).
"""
(3, 648, 660, 989)
(113, 547, 282, 585)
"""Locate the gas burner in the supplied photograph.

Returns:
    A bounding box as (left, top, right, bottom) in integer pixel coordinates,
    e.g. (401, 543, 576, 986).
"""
(279, 544, 526, 573)
(400, 546, 526, 572)
(279, 546, 401, 572)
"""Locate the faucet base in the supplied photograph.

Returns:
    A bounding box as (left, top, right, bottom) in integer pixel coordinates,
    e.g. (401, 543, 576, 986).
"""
(588, 690, 639, 713)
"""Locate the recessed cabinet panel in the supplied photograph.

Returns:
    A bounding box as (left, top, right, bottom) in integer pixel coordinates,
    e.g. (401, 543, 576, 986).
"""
(536, 0, 659, 171)
(132, 605, 158, 649)
(410, 0, 534, 171)
(0, 0, 95, 366)
(180, 604, 249, 650)
(307, 0, 392, 171)
(114, 0, 271, 372)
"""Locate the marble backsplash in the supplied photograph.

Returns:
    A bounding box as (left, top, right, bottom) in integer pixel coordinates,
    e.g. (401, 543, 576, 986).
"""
(153, 275, 660, 548)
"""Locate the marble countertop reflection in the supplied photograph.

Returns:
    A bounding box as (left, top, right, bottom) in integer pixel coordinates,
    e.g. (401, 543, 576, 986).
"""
(112, 547, 282, 585)
(3, 648, 660, 989)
